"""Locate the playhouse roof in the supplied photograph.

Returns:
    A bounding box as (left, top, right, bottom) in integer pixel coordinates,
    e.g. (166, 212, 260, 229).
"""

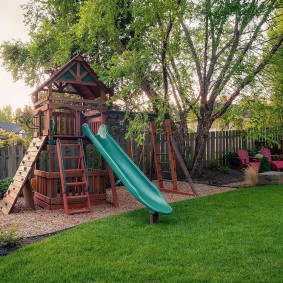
(31, 55, 111, 101)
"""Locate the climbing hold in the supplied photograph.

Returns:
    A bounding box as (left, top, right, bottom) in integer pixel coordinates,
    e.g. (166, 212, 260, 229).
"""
(24, 167, 27, 171)
(22, 160, 25, 164)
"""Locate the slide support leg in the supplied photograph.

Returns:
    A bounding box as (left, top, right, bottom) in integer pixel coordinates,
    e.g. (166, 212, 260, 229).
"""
(150, 212, 159, 224)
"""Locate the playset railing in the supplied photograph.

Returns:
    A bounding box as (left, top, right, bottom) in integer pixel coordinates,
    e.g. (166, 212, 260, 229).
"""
(32, 96, 105, 137)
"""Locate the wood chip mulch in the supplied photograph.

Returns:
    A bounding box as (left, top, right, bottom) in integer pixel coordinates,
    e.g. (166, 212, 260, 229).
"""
(0, 181, 237, 239)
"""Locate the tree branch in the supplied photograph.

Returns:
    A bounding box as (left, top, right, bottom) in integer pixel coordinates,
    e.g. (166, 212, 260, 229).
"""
(181, 22, 204, 90)
(212, 33, 283, 121)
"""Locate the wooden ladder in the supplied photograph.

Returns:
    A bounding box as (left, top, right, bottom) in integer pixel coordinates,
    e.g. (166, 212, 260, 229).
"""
(0, 136, 47, 214)
(56, 139, 91, 215)
(149, 119, 196, 196)
(149, 120, 178, 191)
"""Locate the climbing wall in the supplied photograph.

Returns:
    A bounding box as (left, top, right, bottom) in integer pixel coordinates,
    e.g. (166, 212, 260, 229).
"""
(0, 136, 47, 214)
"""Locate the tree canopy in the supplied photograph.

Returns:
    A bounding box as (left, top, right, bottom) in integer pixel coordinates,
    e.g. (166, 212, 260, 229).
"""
(1, 0, 283, 175)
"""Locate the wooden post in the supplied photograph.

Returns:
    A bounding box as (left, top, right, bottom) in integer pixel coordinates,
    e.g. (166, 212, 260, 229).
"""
(107, 165, 119, 208)
(170, 136, 198, 196)
(164, 119, 178, 191)
(149, 121, 164, 189)
(150, 212, 159, 224)
(23, 180, 36, 210)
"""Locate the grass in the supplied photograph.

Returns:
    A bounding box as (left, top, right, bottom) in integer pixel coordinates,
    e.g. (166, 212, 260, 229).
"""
(0, 185, 283, 282)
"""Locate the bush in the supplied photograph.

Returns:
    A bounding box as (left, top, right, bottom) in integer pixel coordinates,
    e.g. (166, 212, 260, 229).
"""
(258, 156, 271, 173)
(0, 177, 13, 199)
(0, 223, 20, 247)
(207, 159, 219, 170)
(223, 149, 241, 169)
(0, 129, 24, 148)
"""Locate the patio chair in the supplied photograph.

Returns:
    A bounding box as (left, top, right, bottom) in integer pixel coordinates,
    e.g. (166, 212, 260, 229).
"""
(260, 148, 283, 171)
(237, 149, 260, 170)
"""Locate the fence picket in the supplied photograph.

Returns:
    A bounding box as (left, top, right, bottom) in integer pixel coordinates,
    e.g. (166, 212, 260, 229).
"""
(0, 128, 282, 179)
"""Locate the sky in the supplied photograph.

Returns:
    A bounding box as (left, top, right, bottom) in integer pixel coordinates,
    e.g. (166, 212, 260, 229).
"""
(0, 0, 33, 110)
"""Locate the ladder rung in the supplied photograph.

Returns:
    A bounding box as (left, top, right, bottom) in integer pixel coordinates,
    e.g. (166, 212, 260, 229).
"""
(66, 195, 88, 200)
(68, 208, 91, 215)
(63, 156, 82, 159)
(158, 162, 168, 164)
(64, 169, 84, 173)
(162, 171, 171, 174)
(157, 153, 168, 155)
(66, 181, 86, 187)
(61, 144, 80, 147)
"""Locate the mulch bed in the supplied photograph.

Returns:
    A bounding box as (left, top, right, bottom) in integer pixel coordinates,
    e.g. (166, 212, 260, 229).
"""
(0, 170, 244, 256)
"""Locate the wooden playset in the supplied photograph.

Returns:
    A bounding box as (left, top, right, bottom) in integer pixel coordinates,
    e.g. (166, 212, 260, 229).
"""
(0, 55, 195, 216)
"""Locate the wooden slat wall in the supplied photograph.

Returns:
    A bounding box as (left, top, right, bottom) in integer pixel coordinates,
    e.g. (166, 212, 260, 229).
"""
(0, 146, 25, 179)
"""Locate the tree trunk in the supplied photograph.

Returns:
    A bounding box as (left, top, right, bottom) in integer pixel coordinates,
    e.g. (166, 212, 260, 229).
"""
(190, 118, 213, 177)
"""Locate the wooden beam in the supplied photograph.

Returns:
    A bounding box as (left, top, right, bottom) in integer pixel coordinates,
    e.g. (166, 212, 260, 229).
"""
(170, 136, 198, 196)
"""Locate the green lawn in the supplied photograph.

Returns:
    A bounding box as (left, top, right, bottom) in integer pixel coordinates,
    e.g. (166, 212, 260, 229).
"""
(0, 185, 283, 282)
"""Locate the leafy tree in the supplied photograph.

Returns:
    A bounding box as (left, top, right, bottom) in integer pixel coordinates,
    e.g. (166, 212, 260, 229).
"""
(14, 104, 34, 145)
(0, 129, 24, 148)
(266, 8, 283, 125)
(0, 106, 14, 122)
(1, 0, 283, 176)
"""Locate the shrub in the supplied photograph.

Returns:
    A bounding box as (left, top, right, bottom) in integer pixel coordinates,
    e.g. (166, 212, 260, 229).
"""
(244, 166, 258, 186)
(223, 149, 241, 169)
(219, 165, 230, 174)
(258, 156, 271, 173)
(0, 223, 20, 247)
(207, 159, 219, 170)
(0, 129, 24, 148)
(0, 177, 13, 199)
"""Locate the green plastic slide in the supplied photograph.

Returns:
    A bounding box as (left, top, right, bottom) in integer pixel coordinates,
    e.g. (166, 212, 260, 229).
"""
(82, 123, 172, 215)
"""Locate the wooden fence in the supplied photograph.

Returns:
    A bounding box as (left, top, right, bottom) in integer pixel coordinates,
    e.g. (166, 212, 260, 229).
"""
(111, 129, 283, 175)
(0, 129, 282, 179)
(0, 146, 25, 179)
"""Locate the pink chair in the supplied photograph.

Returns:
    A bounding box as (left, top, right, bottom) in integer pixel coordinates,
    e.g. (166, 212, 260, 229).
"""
(238, 149, 260, 170)
(260, 148, 283, 171)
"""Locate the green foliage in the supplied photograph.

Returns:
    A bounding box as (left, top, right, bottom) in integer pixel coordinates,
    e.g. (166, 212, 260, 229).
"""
(0, 223, 20, 247)
(14, 105, 34, 147)
(247, 148, 258, 157)
(38, 150, 49, 171)
(0, 130, 24, 149)
(0, 187, 283, 281)
(258, 156, 272, 173)
(223, 149, 242, 169)
(85, 145, 102, 169)
(125, 112, 148, 145)
(0, 106, 13, 122)
(219, 165, 230, 174)
(207, 159, 219, 170)
(1, 0, 282, 174)
(0, 177, 13, 199)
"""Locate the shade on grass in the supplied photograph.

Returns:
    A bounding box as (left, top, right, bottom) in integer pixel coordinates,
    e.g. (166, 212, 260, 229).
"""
(0, 185, 283, 282)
